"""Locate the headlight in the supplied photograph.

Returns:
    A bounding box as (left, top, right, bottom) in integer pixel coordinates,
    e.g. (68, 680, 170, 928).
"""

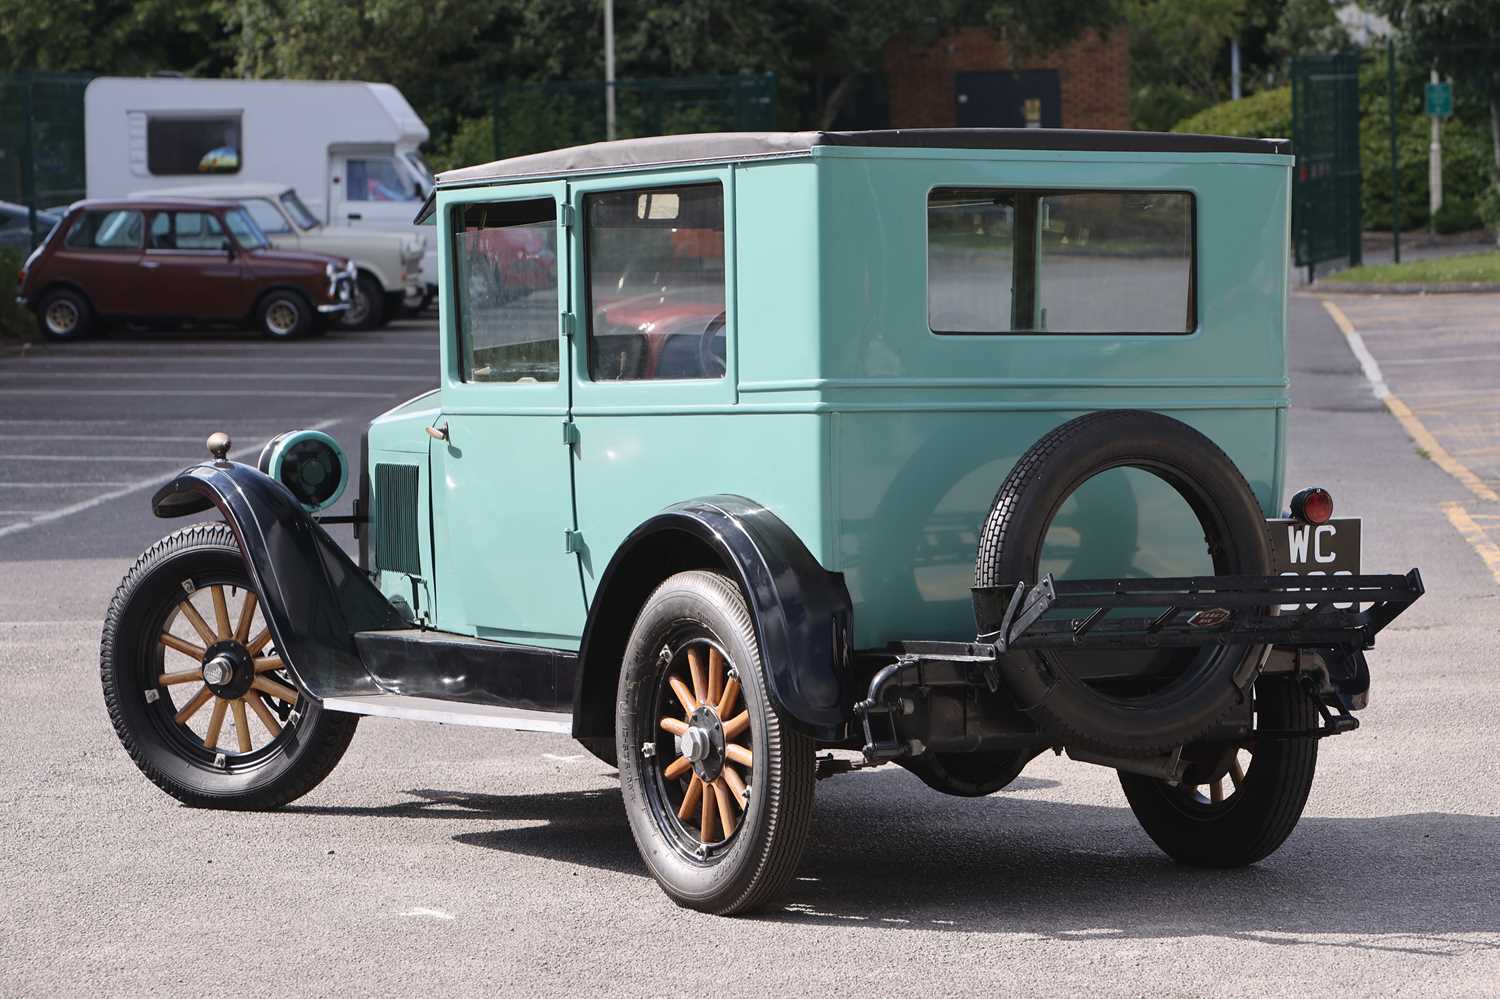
(324, 262, 336, 280)
(257, 430, 348, 513)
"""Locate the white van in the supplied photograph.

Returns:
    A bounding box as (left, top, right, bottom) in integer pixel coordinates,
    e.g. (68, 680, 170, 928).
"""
(84, 76, 438, 306)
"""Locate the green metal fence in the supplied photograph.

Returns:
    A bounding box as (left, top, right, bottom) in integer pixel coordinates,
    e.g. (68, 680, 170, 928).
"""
(0, 73, 92, 248)
(1290, 54, 1362, 272)
(493, 74, 776, 160)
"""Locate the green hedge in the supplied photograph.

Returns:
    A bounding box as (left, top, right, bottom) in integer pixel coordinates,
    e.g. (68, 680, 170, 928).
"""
(1173, 68, 1496, 232)
(0, 247, 34, 342)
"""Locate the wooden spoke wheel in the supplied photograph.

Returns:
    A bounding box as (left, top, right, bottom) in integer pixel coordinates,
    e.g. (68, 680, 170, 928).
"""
(1181, 745, 1251, 807)
(617, 570, 814, 915)
(101, 523, 357, 810)
(153, 580, 299, 763)
(653, 639, 753, 852)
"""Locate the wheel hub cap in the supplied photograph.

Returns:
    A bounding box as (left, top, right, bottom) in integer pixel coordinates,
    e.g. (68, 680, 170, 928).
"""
(200, 640, 254, 699)
(683, 705, 727, 782)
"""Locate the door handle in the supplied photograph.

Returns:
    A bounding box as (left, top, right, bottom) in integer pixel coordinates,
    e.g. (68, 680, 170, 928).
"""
(425, 423, 449, 442)
(141, 260, 160, 269)
(347, 213, 363, 221)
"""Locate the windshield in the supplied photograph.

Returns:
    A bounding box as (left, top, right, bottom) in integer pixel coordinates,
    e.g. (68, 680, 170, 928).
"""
(403, 151, 435, 197)
(223, 207, 270, 249)
(279, 189, 320, 230)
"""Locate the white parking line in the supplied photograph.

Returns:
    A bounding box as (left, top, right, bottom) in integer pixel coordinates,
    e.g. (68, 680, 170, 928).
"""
(0, 418, 337, 540)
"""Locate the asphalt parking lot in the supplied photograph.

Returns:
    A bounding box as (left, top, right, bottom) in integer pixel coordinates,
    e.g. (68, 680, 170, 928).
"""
(1, 299, 1497, 996)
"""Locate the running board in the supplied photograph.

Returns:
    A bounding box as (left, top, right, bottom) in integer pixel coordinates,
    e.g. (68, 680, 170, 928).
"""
(321, 694, 573, 734)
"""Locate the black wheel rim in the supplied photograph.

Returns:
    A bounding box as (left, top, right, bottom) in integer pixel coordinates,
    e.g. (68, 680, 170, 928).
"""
(640, 628, 753, 864)
(139, 570, 302, 772)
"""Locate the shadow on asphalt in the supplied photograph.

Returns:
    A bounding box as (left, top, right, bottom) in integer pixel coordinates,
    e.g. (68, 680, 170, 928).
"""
(288, 771, 1499, 951)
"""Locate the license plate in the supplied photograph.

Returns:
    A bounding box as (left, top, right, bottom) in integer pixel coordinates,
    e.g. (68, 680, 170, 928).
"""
(1267, 517, 1361, 609)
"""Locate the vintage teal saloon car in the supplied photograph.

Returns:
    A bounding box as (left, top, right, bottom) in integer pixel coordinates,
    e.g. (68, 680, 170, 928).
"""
(102, 130, 1422, 915)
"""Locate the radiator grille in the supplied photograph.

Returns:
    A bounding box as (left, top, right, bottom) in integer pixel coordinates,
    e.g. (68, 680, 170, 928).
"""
(373, 462, 421, 575)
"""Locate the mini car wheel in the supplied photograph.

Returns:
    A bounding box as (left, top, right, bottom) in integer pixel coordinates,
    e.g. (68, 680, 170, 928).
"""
(37, 288, 93, 340)
(1118, 676, 1318, 867)
(617, 570, 815, 915)
(100, 523, 357, 809)
(256, 289, 312, 339)
(339, 273, 385, 330)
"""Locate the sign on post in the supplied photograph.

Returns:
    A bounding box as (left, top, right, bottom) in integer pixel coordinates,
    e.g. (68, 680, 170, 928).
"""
(1425, 81, 1453, 118)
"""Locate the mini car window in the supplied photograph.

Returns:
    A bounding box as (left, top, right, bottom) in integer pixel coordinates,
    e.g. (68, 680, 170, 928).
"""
(224, 208, 271, 249)
(451, 198, 559, 384)
(146, 115, 241, 175)
(585, 183, 726, 381)
(929, 188, 1195, 334)
(149, 211, 227, 251)
(64, 210, 144, 250)
(348, 158, 421, 203)
(242, 198, 291, 234)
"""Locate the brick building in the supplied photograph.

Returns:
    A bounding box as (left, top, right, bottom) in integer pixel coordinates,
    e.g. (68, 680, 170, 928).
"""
(884, 27, 1130, 131)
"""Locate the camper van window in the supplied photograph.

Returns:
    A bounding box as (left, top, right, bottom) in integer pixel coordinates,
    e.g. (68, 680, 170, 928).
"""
(146, 116, 242, 176)
(242, 199, 291, 235)
(279, 191, 320, 230)
(347, 158, 421, 202)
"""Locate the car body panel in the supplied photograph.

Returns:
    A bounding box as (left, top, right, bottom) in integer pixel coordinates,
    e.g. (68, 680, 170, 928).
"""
(401, 141, 1290, 652)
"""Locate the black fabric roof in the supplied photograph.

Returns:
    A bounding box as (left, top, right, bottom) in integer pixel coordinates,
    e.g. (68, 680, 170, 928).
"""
(434, 128, 1291, 188)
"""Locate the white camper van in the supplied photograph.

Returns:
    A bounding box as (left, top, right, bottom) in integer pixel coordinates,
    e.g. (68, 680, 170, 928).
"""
(84, 77, 437, 306)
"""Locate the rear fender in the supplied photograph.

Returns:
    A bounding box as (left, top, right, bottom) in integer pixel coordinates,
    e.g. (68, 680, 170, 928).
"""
(572, 495, 853, 742)
(152, 461, 404, 700)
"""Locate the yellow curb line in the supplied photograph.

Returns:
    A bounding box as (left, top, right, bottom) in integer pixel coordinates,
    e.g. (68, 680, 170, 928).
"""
(1321, 299, 1499, 503)
(1442, 503, 1500, 585)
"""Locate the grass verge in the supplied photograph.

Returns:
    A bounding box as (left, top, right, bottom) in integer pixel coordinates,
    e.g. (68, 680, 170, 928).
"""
(1324, 250, 1500, 286)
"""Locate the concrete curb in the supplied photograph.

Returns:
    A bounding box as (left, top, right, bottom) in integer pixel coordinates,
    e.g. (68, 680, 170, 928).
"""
(1313, 281, 1500, 295)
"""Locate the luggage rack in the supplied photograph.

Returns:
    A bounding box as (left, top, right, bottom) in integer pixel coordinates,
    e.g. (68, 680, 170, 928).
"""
(854, 570, 1424, 763)
(973, 569, 1425, 654)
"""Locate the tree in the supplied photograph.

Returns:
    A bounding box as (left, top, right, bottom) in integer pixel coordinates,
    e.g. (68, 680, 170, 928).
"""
(1267, 0, 1352, 58)
(0, 0, 229, 75)
(1126, 0, 1255, 130)
(1379, 0, 1500, 179)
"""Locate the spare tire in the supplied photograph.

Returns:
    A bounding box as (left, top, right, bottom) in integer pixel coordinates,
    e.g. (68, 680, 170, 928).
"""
(975, 410, 1272, 756)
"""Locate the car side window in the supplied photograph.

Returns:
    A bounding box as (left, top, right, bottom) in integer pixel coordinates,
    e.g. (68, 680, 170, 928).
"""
(150, 211, 227, 252)
(928, 188, 1195, 334)
(451, 199, 559, 384)
(584, 183, 726, 381)
(242, 199, 291, 234)
(63, 210, 144, 250)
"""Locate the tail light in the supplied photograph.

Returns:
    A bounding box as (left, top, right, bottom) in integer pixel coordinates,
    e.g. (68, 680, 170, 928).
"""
(1290, 486, 1334, 525)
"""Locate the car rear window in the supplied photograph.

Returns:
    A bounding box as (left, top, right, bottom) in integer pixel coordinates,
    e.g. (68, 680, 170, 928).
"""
(928, 188, 1195, 335)
(64, 210, 144, 250)
(584, 183, 726, 381)
(451, 198, 560, 384)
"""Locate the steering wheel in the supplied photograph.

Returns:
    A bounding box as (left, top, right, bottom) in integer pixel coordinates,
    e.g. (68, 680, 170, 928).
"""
(697, 310, 727, 378)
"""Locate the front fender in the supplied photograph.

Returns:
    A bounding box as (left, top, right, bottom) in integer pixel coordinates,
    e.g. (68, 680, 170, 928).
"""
(574, 496, 852, 739)
(152, 461, 404, 700)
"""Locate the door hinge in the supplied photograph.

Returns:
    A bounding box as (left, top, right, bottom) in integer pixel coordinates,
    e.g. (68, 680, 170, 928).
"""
(562, 421, 579, 447)
(560, 312, 575, 338)
(559, 203, 575, 228)
(563, 529, 584, 554)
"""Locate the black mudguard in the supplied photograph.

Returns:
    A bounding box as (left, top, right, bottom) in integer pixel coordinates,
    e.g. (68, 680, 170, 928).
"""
(574, 495, 853, 740)
(152, 461, 404, 700)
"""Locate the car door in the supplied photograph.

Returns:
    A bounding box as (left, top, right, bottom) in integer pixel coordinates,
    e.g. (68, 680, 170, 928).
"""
(139, 210, 245, 319)
(428, 180, 584, 670)
(50, 209, 145, 315)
